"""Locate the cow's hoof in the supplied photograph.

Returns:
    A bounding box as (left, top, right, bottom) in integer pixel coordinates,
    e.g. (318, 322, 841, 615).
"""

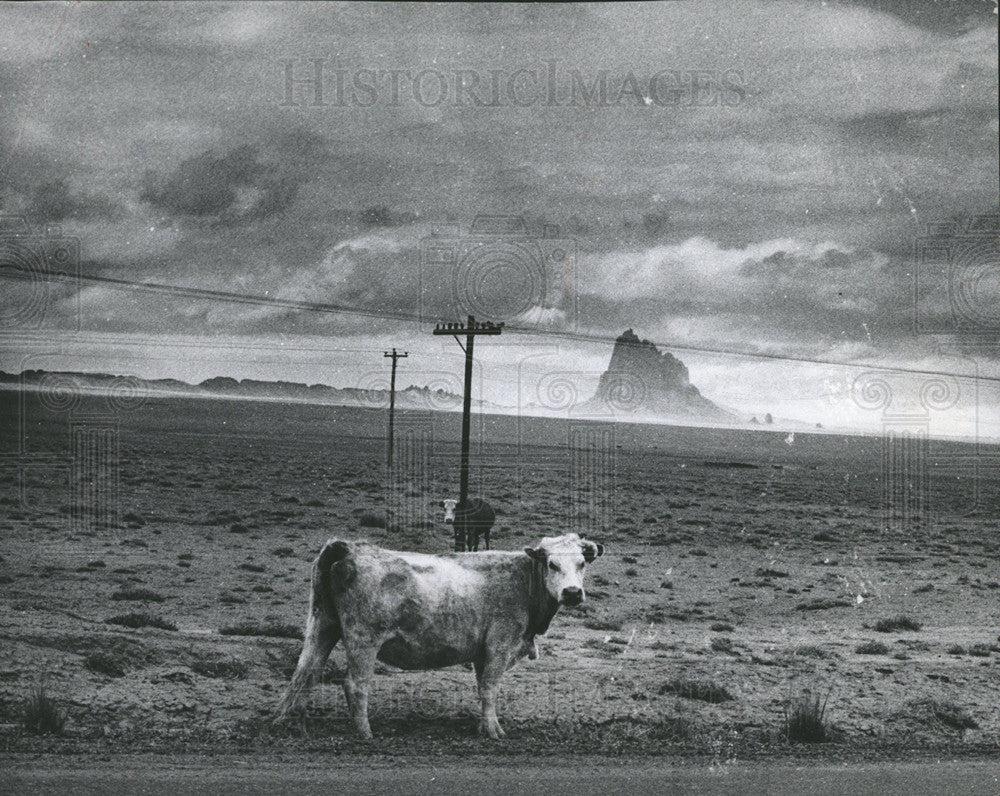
(479, 719, 506, 739)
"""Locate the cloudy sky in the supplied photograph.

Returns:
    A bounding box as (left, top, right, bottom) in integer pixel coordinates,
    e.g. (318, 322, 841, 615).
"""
(1, 1, 997, 437)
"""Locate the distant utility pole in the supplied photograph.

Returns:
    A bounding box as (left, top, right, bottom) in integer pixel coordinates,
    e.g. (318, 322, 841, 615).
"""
(383, 348, 408, 470)
(433, 315, 503, 551)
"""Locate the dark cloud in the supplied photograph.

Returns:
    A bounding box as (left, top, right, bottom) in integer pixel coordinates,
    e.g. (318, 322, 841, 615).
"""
(26, 178, 119, 223)
(140, 140, 316, 224)
(842, 0, 995, 34)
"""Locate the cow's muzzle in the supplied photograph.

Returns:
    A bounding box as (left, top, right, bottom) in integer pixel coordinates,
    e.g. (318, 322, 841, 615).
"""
(561, 587, 584, 606)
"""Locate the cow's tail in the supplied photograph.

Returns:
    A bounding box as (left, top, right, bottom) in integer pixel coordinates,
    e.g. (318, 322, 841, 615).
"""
(276, 539, 354, 720)
(313, 539, 355, 620)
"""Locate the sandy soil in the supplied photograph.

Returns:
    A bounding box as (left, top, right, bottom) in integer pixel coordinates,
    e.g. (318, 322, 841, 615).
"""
(1, 394, 998, 760)
(3, 753, 1000, 795)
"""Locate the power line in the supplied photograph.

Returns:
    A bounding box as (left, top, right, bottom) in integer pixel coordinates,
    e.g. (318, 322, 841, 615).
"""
(1, 265, 997, 384)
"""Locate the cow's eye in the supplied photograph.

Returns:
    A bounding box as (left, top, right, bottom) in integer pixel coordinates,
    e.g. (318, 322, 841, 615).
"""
(548, 561, 560, 572)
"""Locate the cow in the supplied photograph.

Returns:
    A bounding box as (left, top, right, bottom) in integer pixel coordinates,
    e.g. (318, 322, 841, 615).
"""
(439, 497, 496, 551)
(276, 532, 604, 739)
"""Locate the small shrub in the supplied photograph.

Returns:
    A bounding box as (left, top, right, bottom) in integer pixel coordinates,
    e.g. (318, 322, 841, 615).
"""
(755, 568, 789, 578)
(106, 613, 177, 631)
(710, 636, 735, 653)
(86, 652, 128, 678)
(710, 622, 734, 632)
(239, 563, 266, 573)
(190, 658, 250, 679)
(874, 615, 922, 633)
(912, 583, 934, 594)
(624, 567, 638, 577)
(967, 643, 991, 657)
(219, 622, 303, 640)
(660, 580, 673, 589)
(855, 640, 889, 655)
(111, 587, 164, 603)
(358, 513, 386, 529)
(659, 677, 732, 704)
(21, 686, 66, 735)
(230, 523, 249, 533)
(946, 644, 966, 655)
(789, 645, 829, 659)
(583, 616, 624, 632)
(909, 698, 978, 730)
(796, 597, 851, 611)
(783, 690, 831, 743)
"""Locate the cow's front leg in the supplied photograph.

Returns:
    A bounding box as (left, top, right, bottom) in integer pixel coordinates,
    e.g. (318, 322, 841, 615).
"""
(343, 643, 378, 739)
(474, 656, 507, 739)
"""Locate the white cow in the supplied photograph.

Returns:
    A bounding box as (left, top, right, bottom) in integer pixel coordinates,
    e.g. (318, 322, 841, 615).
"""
(277, 533, 604, 739)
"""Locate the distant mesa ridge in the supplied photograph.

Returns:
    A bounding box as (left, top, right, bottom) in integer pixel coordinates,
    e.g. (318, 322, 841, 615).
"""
(0, 369, 466, 410)
(587, 329, 732, 421)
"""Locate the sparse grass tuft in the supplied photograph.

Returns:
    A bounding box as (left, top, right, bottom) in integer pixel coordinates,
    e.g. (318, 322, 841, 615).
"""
(855, 640, 889, 655)
(106, 612, 177, 631)
(111, 587, 165, 602)
(874, 615, 922, 633)
(783, 690, 831, 743)
(219, 621, 303, 640)
(710, 621, 734, 632)
(358, 513, 387, 529)
(21, 685, 66, 735)
(659, 677, 733, 704)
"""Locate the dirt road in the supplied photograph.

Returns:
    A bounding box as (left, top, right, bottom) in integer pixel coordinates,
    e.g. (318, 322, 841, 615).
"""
(2, 755, 999, 795)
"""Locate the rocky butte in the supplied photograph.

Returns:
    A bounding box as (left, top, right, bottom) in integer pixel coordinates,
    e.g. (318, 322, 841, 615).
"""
(588, 329, 733, 422)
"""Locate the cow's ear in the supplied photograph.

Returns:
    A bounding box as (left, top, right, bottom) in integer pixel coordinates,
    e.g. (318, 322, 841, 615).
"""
(438, 500, 445, 508)
(524, 547, 542, 561)
(582, 541, 604, 563)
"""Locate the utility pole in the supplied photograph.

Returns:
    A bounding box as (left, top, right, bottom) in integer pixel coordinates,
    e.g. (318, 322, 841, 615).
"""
(433, 315, 503, 551)
(383, 348, 408, 470)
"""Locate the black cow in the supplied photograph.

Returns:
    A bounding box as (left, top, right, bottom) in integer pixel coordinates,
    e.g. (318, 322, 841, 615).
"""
(440, 497, 496, 551)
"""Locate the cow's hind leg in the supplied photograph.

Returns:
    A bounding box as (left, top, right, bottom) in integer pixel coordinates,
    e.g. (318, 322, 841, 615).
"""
(342, 643, 378, 739)
(277, 608, 341, 719)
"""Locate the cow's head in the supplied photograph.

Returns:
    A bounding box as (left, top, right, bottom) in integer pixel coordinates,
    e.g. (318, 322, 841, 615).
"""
(524, 533, 604, 606)
(439, 499, 458, 524)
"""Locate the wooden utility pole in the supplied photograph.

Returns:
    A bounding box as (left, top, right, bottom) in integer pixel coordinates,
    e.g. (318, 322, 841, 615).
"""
(433, 315, 503, 550)
(383, 348, 408, 469)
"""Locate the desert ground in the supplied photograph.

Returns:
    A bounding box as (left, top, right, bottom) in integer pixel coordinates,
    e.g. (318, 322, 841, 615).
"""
(1, 392, 998, 764)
